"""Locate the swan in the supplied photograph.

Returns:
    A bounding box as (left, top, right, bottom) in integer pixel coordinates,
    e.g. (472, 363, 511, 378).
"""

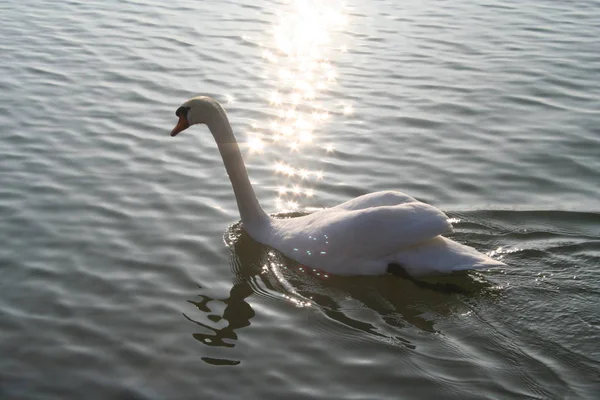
(170, 96, 505, 277)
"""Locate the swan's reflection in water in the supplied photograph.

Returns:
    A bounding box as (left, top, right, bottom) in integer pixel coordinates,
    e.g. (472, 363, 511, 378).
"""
(186, 215, 497, 366)
(183, 282, 253, 366)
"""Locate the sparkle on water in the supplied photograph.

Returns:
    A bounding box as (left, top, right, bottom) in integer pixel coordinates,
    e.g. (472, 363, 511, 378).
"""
(245, 0, 350, 212)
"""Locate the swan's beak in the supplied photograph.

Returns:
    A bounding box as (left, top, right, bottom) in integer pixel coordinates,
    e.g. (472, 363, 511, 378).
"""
(170, 116, 190, 137)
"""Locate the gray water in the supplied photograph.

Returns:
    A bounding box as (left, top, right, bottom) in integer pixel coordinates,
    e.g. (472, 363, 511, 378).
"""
(1, 0, 600, 398)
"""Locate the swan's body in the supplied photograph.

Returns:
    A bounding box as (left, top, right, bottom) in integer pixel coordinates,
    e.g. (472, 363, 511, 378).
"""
(170, 96, 504, 277)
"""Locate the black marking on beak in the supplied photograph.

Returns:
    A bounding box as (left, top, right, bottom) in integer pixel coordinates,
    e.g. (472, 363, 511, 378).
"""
(176, 106, 190, 118)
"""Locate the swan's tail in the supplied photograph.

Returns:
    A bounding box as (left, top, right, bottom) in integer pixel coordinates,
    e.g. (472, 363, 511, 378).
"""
(392, 236, 505, 277)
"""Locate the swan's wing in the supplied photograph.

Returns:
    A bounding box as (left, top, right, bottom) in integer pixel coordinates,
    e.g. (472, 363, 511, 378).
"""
(270, 202, 452, 274)
(320, 202, 452, 259)
(329, 191, 417, 212)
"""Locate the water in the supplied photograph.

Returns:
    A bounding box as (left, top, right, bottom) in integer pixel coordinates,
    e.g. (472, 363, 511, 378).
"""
(1, 0, 599, 398)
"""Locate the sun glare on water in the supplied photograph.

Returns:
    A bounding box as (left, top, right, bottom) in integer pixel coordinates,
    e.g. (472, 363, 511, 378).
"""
(245, 0, 350, 212)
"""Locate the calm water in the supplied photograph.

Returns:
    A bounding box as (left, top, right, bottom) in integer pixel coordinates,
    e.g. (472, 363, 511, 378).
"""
(1, 0, 599, 398)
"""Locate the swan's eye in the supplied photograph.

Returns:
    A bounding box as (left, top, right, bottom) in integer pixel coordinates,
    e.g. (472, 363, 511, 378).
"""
(176, 106, 189, 118)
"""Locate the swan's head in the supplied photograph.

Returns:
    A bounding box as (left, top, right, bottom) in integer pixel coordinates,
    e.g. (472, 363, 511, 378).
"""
(170, 96, 224, 137)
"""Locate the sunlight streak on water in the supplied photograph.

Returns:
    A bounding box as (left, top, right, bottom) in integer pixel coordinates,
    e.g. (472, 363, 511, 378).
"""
(248, 0, 350, 211)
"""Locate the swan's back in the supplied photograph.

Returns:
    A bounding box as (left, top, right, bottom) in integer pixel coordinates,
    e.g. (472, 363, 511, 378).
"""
(267, 198, 455, 275)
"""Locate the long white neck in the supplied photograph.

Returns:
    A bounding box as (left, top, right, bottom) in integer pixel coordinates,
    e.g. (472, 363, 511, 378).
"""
(205, 110, 270, 239)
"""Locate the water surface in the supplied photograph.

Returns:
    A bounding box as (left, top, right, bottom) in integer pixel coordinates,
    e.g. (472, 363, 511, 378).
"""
(1, 0, 599, 398)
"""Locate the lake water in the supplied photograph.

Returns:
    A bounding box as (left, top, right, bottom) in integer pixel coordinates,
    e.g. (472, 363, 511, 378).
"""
(1, 0, 599, 398)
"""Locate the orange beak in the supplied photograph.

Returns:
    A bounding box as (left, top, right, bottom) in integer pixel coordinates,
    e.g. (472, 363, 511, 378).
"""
(170, 115, 190, 137)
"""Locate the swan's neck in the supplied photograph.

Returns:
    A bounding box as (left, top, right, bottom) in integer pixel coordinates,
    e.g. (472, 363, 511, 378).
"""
(206, 111, 270, 238)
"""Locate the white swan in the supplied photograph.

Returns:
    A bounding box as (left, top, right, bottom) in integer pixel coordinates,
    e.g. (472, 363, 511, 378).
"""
(170, 96, 505, 277)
